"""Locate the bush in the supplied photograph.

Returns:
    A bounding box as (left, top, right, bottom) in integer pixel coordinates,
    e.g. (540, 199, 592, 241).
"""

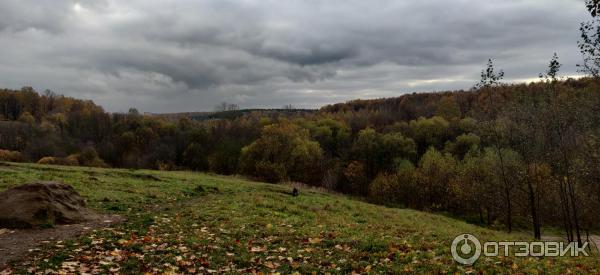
(254, 161, 287, 183)
(368, 173, 399, 204)
(75, 148, 109, 168)
(36, 154, 109, 167)
(37, 157, 63, 165)
(37, 156, 79, 166)
(63, 155, 81, 166)
(0, 149, 24, 162)
(84, 157, 109, 168)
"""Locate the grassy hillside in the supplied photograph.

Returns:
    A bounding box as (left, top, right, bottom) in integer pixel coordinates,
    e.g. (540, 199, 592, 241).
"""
(0, 162, 596, 274)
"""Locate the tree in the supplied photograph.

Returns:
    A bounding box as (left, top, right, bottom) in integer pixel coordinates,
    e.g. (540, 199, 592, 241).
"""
(208, 139, 243, 175)
(579, 1, 600, 77)
(458, 149, 498, 225)
(417, 147, 457, 210)
(394, 160, 419, 208)
(542, 55, 584, 244)
(408, 116, 450, 153)
(484, 147, 522, 233)
(539, 53, 561, 81)
(444, 133, 481, 160)
(240, 122, 323, 184)
(215, 102, 240, 112)
(587, 0, 600, 17)
(473, 59, 505, 89)
(352, 128, 381, 180)
(523, 162, 551, 239)
(343, 161, 368, 195)
(381, 132, 417, 169)
(308, 118, 351, 158)
(183, 143, 209, 171)
(501, 99, 547, 239)
(18, 112, 35, 125)
(369, 173, 399, 205)
(475, 59, 516, 232)
(435, 95, 461, 120)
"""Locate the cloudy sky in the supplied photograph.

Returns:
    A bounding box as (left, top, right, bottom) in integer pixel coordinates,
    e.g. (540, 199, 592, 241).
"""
(0, 0, 590, 112)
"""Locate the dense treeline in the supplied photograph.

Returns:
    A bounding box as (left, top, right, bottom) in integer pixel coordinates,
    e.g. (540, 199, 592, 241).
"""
(2, 75, 600, 242)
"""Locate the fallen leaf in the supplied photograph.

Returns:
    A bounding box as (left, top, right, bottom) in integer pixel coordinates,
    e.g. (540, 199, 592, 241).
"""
(264, 261, 280, 269)
(308, 238, 322, 244)
(251, 246, 267, 252)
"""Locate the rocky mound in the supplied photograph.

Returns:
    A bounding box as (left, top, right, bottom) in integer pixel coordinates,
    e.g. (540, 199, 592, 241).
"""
(0, 182, 92, 228)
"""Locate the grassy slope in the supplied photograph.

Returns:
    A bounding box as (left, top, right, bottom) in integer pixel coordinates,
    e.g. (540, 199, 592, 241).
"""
(0, 162, 596, 274)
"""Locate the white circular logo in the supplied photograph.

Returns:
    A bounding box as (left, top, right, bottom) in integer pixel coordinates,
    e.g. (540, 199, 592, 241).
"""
(451, 234, 481, 265)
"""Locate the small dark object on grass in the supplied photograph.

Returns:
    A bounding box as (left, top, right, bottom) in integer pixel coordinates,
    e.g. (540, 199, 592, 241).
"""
(292, 188, 299, 197)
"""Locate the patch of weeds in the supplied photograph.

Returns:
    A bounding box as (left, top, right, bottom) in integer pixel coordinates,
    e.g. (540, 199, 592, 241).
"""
(184, 185, 220, 196)
(357, 237, 388, 253)
(120, 258, 143, 274)
(106, 203, 127, 212)
(38, 251, 69, 270)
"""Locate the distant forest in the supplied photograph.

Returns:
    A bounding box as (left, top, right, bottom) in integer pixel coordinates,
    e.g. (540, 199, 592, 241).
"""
(2, 0, 600, 245)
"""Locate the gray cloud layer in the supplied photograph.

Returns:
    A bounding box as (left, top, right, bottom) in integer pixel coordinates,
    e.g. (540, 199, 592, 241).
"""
(0, 0, 590, 112)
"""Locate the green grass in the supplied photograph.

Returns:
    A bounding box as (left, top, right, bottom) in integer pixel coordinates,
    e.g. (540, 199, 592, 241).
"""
(0, 162, 597, 274)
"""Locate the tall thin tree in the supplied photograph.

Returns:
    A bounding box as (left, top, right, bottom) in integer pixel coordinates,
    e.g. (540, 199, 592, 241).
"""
(475, 59, 514, 232)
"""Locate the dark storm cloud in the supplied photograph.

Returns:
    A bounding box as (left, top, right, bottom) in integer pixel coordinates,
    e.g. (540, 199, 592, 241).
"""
(0, 0, 590, 112)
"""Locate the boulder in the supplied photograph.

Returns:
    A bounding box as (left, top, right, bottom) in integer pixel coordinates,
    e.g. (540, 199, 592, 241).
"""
(0, 182, 91, 228)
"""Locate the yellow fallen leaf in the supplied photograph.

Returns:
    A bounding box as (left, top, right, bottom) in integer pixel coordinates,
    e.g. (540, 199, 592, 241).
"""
(308, 238, 322, 244)
(264, 261, 280, 269)
(251, 246, 267, 252)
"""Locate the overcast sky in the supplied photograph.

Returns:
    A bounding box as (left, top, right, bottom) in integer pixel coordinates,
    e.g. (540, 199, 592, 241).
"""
(0, 0, 590, 112)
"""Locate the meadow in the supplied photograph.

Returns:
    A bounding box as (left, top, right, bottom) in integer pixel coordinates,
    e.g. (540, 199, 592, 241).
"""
(0, 162, 597, 274)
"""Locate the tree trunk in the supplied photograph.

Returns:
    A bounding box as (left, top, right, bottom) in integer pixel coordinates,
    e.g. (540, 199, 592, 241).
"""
(479, 206, 484, 224)
(504, 185, 513, 233)
(526, 176, 541, 239)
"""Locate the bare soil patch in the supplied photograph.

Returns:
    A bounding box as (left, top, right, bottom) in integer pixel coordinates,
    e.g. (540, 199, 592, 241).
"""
(0, 214, 125, 267)
(0, 182, 127, 268)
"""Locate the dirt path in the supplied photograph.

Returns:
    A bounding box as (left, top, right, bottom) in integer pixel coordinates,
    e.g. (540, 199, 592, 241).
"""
(543, 235, 600, 253)
(0, 214, 124, 268)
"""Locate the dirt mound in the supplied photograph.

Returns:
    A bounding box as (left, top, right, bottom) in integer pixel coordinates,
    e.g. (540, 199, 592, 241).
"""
(0, 182, 92, 228)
